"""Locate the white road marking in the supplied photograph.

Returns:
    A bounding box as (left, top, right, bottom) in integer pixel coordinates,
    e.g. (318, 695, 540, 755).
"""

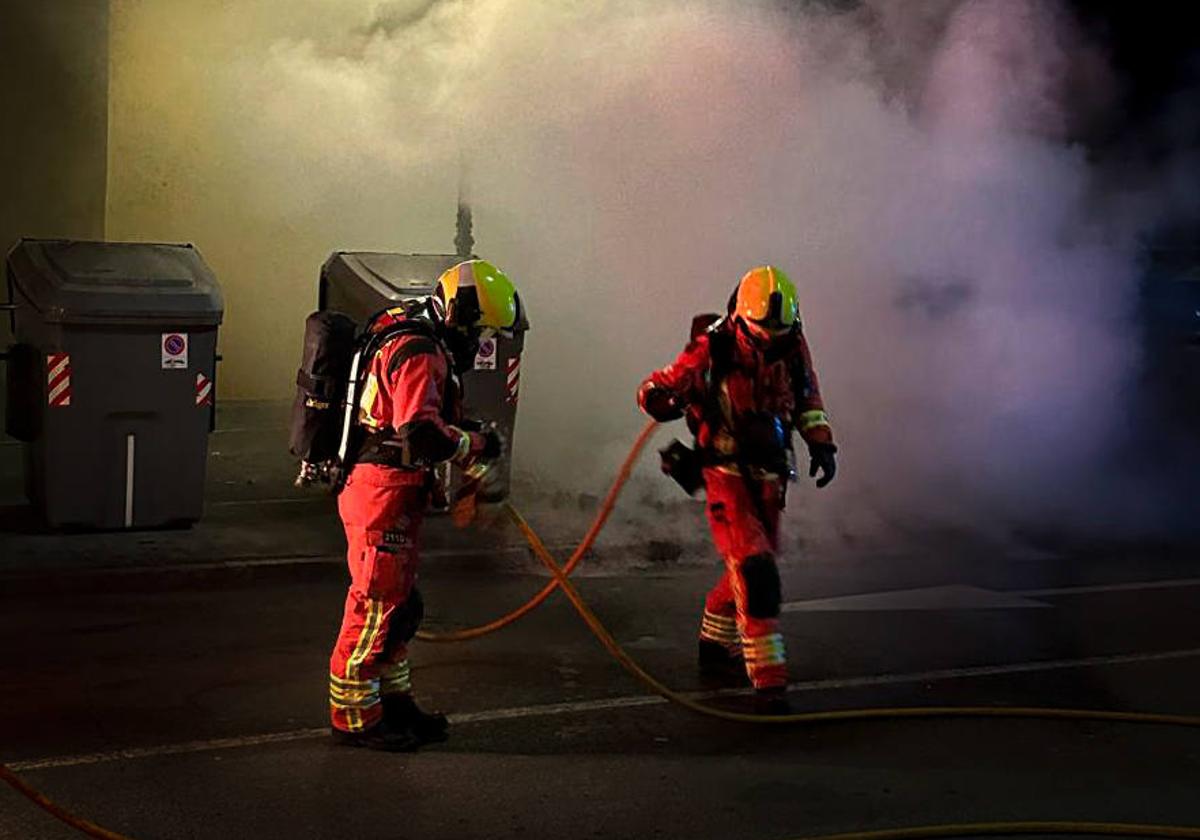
(781, 577, 1200, 613)
(94, 555, 341, 574)
(123, 434, 136, 529)
(10, 646, 1200, 773)
(41, 544, 577, 579)
(782, 584, 1051, 613)
(1016, 578, 1200, 597)
(208, 497, 329, 507)
(7, 730, 325, 773)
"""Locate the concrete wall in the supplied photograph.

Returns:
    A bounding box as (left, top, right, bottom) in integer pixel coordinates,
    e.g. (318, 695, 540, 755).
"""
(0, 1, 109, 252)
(1, 1, 461, 401)
(0, 0, 109, 422)
(106, 0, 459, 399)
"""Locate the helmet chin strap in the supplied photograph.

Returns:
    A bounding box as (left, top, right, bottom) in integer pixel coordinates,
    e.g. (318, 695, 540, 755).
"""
(735, 316, 799, 361)
(442, 324, 482, 372)
(424, 294, 447, 323)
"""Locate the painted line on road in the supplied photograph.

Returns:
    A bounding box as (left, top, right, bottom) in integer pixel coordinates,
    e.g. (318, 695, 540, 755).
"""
(1016, 578, 1200, 598)
(6, 730, 326, 773)
(208, 497, 330, 507)
(782, 577, 1200, 613)
(3, 545, 579, 581)
(782, 584, 1050, 613)
(10, 646, 1200, 773)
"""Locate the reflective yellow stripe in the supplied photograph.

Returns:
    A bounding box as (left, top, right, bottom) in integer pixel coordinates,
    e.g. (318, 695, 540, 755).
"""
(380, 660, 412, 696)
(700, 610, 739, 645)
(345, 600, 383, 679)
(701, 616, 736, 631)
(358, 373, 381, 429)
(798, 409, 831, 432)
(329, 674, 374, 690)
(743, 633, 786, 666)
(341, 599, 385, 731)
(330, 679, 380, 710)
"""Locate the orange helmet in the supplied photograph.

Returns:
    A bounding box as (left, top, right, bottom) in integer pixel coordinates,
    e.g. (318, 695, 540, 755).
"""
(730, 265, 800, 338)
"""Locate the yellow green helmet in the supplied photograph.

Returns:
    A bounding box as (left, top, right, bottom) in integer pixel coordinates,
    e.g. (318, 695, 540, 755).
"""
(731, 265, 800, 334)
(435, 259, 521, 331)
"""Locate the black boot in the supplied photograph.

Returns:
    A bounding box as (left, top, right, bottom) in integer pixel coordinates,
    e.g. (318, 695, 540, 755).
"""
(698, 639, 748, 685)
(330, 720, 421, 752)
(383, 693, 449, 744)
(753, 686, 792, 716)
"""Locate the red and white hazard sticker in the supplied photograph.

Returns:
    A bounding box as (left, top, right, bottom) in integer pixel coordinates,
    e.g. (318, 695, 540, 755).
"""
(505, 356, 520, 405)
(195, 372, 213, 406)
(47, 353, 71, 407)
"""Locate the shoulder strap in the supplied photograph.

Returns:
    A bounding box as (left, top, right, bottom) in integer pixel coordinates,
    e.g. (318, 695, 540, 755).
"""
(385, 336, 441, 379)
(775, 328, 810, 398)
(706, 319, 735, 383)
(704, 318, 774, 529)
(367, 315, 460, 423)
(699, 319, 735, 445)
(334, 312, 446, 480)
(360, 315, 443, 371)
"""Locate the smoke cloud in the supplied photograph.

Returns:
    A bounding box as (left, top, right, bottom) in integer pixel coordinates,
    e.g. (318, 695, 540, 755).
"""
(109, 0, 1197, 546)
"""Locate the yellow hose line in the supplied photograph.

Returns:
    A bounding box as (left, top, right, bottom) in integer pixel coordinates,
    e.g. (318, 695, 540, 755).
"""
(791, 822, 1200, 840)
(416, 421, 660, 642)
(505, 502, 1200, 729)
(0, 764, 133, 840)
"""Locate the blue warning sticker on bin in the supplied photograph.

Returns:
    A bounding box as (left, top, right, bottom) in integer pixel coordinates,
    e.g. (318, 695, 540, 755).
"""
(162, 333, 189, 369)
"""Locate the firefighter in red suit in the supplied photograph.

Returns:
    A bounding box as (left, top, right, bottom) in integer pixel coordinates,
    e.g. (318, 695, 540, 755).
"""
(638, 266, 837, 714)
(329, 259, 520, 751)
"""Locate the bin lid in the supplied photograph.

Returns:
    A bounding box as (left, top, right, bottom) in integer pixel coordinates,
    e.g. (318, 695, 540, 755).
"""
(323, 251, 529, 330)
(7, 239, 224, 325)
(324, 252, 456, 299)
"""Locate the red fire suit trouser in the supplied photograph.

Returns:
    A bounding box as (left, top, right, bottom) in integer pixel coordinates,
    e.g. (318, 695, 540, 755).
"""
(699, 467, 787, 690)
(329, 464, 427, 733)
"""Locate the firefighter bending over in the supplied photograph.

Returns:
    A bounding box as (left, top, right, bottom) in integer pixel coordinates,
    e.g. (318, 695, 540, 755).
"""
(329, 260, 521, 750)
(638, 266, 837, 714)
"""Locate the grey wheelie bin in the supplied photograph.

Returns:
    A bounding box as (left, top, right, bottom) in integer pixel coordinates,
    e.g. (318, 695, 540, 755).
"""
(319, 251, 529, 500)
(4, 239, 223, 529)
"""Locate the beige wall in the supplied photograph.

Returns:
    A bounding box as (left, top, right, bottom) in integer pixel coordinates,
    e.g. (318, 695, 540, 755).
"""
(106, 0, 460, 400)
(0, 0, 109, 407)
(0, 0, 109, 272)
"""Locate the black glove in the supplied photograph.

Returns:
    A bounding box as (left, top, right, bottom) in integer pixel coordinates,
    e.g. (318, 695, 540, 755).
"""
(642, 386, 684, 423)
(807, 442, 837, 488)
(480, 426, 505, 462)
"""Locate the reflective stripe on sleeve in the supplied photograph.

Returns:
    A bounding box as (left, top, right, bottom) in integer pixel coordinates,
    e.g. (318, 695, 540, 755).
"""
(798, 409, 831, 432)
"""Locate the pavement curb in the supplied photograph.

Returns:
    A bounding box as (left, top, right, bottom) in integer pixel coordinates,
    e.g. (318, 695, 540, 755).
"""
(0, 542, 715, 596)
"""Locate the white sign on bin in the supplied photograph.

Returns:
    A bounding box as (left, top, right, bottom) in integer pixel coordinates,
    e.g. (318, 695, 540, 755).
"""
(161, 332, 189, 369)
(474, 337, 497, 370)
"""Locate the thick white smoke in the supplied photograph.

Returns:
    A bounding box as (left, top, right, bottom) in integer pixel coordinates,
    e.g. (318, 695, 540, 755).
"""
(159, 0, 1193, 545)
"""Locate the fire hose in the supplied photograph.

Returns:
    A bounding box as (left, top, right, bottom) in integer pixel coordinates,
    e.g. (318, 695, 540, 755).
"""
(424, 419, 1200, 727)
(414, 421, 661, 642)
(6, 420, 1200, 839)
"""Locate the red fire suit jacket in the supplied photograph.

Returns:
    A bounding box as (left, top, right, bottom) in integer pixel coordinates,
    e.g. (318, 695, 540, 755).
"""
(639, 319, 834, 463)
(353, 311, 486, 484)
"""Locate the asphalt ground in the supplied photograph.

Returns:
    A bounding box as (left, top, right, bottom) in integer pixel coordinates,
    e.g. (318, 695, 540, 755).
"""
(2, 404, 1199, 839)
(3, 550, 1200, 839)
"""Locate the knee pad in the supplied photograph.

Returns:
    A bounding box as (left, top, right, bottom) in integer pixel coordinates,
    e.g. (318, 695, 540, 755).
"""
(741, 553, 781, 618)
(390, 587, 425, 642)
